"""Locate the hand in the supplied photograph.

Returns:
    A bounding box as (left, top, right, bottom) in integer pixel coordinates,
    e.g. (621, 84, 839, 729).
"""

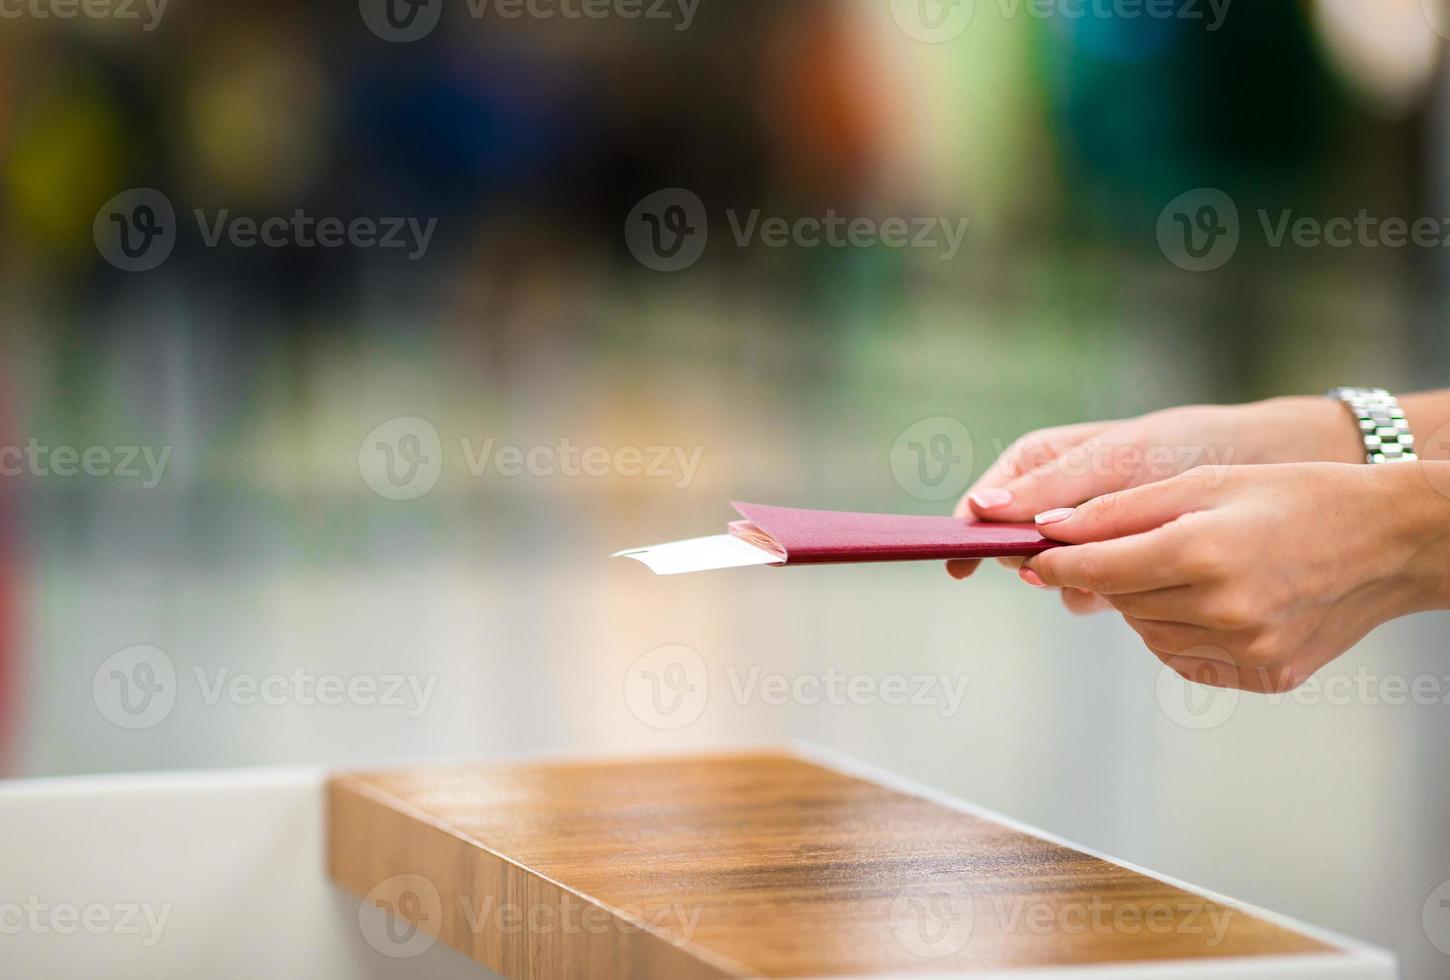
(945, 397, 1366, 609)
(1016, 462, 1450, 692)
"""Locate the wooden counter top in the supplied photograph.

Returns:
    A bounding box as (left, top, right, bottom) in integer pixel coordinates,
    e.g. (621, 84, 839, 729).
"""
(327, 748, 1385, 978)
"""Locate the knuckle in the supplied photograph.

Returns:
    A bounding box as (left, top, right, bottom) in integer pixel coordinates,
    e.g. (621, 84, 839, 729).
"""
(1179, 539, 1227, 581)
(1183, 463, 1231, 489)
(1006, 434, 1056, 474)
(1238, 633, 1282, 670)
(1208, 591, 1260, 631)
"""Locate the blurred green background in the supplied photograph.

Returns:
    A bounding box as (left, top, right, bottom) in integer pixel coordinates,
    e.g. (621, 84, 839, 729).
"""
(2, 0, 1449, 975)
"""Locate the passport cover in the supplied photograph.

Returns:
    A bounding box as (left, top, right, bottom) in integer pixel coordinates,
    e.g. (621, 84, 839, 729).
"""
(729, 501, 1055, 565)
(613, 502, 1057, 575)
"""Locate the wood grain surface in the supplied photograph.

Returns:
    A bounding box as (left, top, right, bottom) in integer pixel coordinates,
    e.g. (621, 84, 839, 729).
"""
(328, 749, 1337, 978)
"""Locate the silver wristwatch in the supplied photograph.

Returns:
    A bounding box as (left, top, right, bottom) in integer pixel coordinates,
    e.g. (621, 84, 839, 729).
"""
(1327, 387, 1418, 463)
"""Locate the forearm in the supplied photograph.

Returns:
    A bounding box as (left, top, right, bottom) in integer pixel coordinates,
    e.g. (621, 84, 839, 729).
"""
(1232, 390, 1450, 466)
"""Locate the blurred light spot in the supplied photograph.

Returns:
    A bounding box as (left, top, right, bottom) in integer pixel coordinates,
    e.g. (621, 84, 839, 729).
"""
(184, 38, 328, 203)
(4, 77, 123, 256)
(1314, 0, 1439, 117)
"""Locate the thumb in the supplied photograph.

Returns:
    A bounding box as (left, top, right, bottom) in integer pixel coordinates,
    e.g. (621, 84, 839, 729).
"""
(1032, 468, 1225, 543)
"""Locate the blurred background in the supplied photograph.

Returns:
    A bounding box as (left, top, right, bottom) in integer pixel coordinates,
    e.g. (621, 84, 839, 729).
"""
(3, 0, 1450, 975)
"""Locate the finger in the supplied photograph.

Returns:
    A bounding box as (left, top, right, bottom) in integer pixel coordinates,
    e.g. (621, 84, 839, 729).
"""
(1020, 525, 1192, 594)
(1160, 655, 1245, 690)
(1161, 656, 1265, 692)
(1151, 648, 1299, 694)
(1032, 469, 1227, 544)
(973, 436, 1142, 522)
(945, 559, 980, 580)
(956, 423, 1106, 519)
(1060, 588, 1110, 615)
(1106, 586, 1200, 623)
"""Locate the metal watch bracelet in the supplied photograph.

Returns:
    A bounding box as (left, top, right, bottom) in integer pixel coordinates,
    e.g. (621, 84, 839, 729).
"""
(1327, 387, 1418, 464)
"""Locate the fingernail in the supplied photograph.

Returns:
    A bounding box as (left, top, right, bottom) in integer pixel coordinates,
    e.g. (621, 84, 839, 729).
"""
(1035, 508, 1075, 525)
(1019, 567, 1046, 588)
(970, 488, 1013, 510)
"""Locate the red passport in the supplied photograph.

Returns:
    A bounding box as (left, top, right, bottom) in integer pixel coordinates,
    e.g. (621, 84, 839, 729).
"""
(614, 502, 1056, 575)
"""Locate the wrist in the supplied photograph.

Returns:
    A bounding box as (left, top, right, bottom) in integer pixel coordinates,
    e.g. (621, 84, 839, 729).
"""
(1233, 397, 1366, 465)
(1375, 462, 1450, 613)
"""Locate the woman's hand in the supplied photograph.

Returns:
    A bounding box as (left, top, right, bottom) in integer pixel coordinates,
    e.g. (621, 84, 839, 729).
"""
(1016, 462, 1450, 692)
(945, 397, 1367, 607)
